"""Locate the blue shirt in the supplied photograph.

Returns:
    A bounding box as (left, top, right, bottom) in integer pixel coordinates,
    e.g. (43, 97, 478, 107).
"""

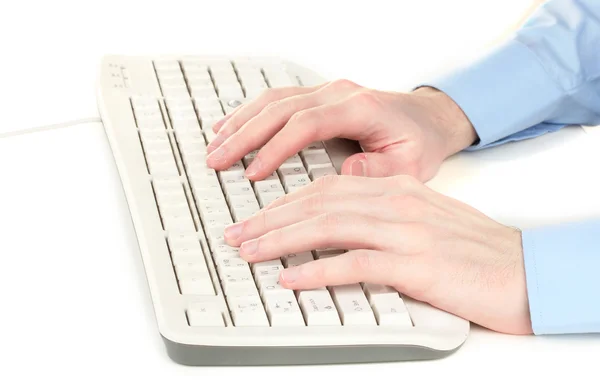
(421, 0, 600, 335)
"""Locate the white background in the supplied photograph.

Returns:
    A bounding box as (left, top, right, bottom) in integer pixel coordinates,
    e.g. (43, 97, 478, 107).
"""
(0, 0, 599, 383)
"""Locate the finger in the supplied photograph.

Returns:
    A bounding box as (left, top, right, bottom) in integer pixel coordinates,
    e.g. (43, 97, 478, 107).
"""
(340, 150, 421, 179)
(206, 92, 325, 170)
(278, 250, 428, 295)
(242, 94, 374, 180)
(238, 212, 398, 262)
(207, 85, 321, 153)
(211, 103, 243, 133)
(264, 174, 407, 211)
(224, 193, 396, 247)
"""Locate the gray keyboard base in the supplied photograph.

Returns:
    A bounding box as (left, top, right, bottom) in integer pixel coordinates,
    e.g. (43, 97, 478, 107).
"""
(162, 335, 462, 366)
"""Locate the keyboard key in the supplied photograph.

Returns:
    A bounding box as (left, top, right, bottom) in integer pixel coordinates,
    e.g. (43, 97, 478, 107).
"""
(256, 274, 287, 296)
(187, 302, 224, 326)
(213, 244, 240, 260)
(277, 165, 307, 178)
(216, 86, 244, 99)
(181, 60, 209, 72)
(219, 160, 245, 182)
(252, 259, 284, 275)
(370, 295, 413, 327)
(301, 152, 333, 173)
(257, 190, 284, 208)
(158, 77, 187, 89)
(301, 142, 327, 155)
(155, 68, 184, 80)
(298, 289, 341, 326)
(162, 211, 196, 232)
(195, 98, 223, 116)
(330, 284, 377, 325)
(229, 195, 260, 209)
(167, 232, 201, 250)
(242, 150, 259, 167)
(253, 173, 284, 194)
(131, 96, 159, 110)
(314, 248, 344, 259)
(174, 259, 210, 279)
(228, 295, 269, 326)
(221, 97, 248, 114)
(162, 86, 190, 98)
(363, 283, 399, 301)
(281, 173, 311, 191)
(190, 86, 218, 99)
(282, 252, 314, 268)
(179, 276, 215, 295)
(280, 154, 303, 168)
(245, 84, 269, 99)
(264, 290, 305, 326)
(171, 248, 205, 265)
(309, 166, 337, 180)
(206, 226, 226, 247)
(203, 128, 218, 143)
(221, 271, 258, 296)
(204, 213, 234, 229)
(223, 180, 253, 197)
(217, 257, 250, 274)
(231, 205, 259, 222)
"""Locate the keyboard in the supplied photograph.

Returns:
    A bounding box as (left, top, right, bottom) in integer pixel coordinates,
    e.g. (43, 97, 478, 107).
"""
(95, 55, 469, 366)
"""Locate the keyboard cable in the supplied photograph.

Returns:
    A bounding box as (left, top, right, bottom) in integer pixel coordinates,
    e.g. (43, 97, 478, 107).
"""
(0, 117, 103, 139)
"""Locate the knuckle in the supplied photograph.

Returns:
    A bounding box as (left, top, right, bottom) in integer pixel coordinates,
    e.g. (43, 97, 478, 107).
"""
(259, 87, 281, 100)
(330, 79, 359, 90)
(288, 109, 312, 125)
(319, 212, 343, 234)
(351, 90, 381, 109)
(263, 100, 283, 114)
(300, 194, 325, 214)
(387, 193, 419, 208)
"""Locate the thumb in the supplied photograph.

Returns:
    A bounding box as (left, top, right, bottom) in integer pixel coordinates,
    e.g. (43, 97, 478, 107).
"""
(340, 151, 419, 178)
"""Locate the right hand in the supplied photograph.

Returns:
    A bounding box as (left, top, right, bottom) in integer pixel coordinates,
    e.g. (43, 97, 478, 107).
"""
(205, 80, 477, 182)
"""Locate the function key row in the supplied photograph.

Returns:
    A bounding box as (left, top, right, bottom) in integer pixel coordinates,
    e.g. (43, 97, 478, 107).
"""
(152, 58, 297, 101)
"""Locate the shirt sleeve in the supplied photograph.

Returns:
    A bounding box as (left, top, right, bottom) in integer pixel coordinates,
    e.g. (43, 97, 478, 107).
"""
(521, 220, 600, 334)
(419, 0, 600, 150)
(418, 0, 600, 335)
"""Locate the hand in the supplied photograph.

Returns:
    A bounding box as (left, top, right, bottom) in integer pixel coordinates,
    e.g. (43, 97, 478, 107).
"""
(223, 175, 533, 335)
(205, 80, 477, 182)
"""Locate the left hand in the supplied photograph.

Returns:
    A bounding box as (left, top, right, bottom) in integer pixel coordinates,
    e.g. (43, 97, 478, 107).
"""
(222, 175, 533, 335)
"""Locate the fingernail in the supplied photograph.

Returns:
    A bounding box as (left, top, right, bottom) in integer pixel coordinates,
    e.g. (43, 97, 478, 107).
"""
(207, 146, 226, 164)
(240, 238, 259, 256)
(224, 222, 244, 239)
(351, 159, 366, 176)
(281, 267, 300, 284)
(245, 157, 262, 177)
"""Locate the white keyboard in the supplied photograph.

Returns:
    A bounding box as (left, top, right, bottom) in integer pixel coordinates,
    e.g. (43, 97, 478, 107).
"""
(95, 55, 469, 365)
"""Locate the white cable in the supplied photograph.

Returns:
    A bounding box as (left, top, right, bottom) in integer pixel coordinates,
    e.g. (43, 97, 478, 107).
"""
(0, 117, 102, 139)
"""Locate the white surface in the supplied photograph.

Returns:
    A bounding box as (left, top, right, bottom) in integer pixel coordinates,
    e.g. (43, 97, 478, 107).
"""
(1, 0, 599, 382)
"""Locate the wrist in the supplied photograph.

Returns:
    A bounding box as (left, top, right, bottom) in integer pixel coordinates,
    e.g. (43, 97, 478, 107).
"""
(413, 86, 478, 157)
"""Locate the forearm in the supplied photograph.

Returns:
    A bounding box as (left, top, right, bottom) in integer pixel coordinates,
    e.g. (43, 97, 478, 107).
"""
(521, 218, 600, 334)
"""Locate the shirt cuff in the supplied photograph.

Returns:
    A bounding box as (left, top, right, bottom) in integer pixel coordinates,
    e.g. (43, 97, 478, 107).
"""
(521, 219, 600, 335)
(418, 40, 567, 149)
